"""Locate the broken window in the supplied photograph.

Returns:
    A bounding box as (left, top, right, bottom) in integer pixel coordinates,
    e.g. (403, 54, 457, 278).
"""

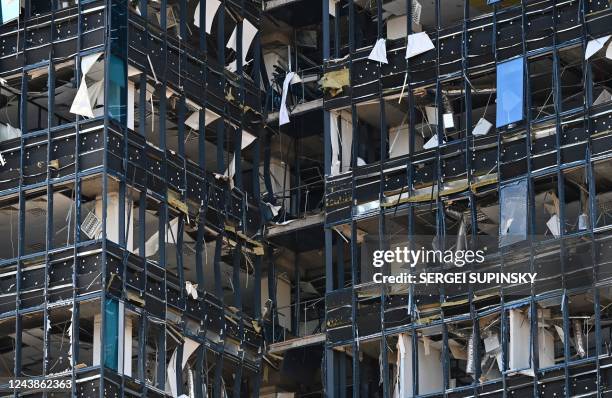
(563, 166, 590, 234)
(567, 290, 595, 361)
(396, 329, 444, 395)
(138, 196, 162, 260)
(0, 198, 19, 260)
(355, 338, 385, 396)
(412, 86, 448, 150)
(530, 120, 557, 173)
(125, 310, 140, 379)
(500, 133, 528, 181)
(145, 319, 165, 388)
(355, 101, 384, 164)
(52, 60, 78, 126)
(468, 72, 496, 138)
(146, 1, 181, 39)
(78, 299, 100, 368)
(593, 158, 612, 229)
(566, 236, 594, 291)
(499, 178, 528, 247)
(590, 38, 612, 107)
(27, 66, 50, 132)
(536, 295, 564, 370)
(20, 311, 45, 376)
(533, 174, 560, 241)
(559, 45, 584, 112)
(78, 177, 133, 247)
(496, 57, 524, 128)
(529, 55, 555, 119)
(330, 109, 355, 172)
(598, 286, 612, 356)
(145, 86, 162, 148)
(77, 185, 100, 243)
(507, 306, 540, 374)
(470, 312, 500, 380)
(0, 78, 21, 143)
(474, 190, 499, 255)
(164, 88, 181, 155)
(70, 52, 105, 119)
(24, 192, 48, 256)
(0, 317, 16, 377)
(47, 306, 73, 374)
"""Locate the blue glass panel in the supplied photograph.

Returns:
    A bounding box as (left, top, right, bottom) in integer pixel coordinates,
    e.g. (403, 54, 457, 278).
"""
(107, 54, 126, 124)
(104, 298, 119, 370)
(496, 58, 524, 128)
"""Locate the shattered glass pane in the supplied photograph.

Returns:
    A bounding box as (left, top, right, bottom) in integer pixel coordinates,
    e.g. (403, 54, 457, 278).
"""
(499, 179, 528, 247)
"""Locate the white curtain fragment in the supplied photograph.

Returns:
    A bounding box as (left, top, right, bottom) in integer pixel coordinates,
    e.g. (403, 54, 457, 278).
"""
(70, 52, 103, 118)
(368, 38, 388, 64)
(167, 338, 201, 398)
(194, 0, 221, 34)
(227, 18, 258, 66)
(279, 72, 295, 126)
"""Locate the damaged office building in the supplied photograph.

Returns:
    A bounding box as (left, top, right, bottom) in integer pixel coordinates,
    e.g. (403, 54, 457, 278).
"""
(1, 0, 612, 397)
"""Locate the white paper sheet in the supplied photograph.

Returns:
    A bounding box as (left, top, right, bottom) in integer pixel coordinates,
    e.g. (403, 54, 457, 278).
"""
(585, 35, 611, 60)
(443, 113, 455, 129)
(279, 72, 295, 126)
(472, 118, 493, 136)
(546, 214, 560, 237)
(405, 31, 434, 59)
(578, 213, 589, 230)
(425, 106, 454, 128)
(423, 134, 443, 149)
(368, 38, 388, 64)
